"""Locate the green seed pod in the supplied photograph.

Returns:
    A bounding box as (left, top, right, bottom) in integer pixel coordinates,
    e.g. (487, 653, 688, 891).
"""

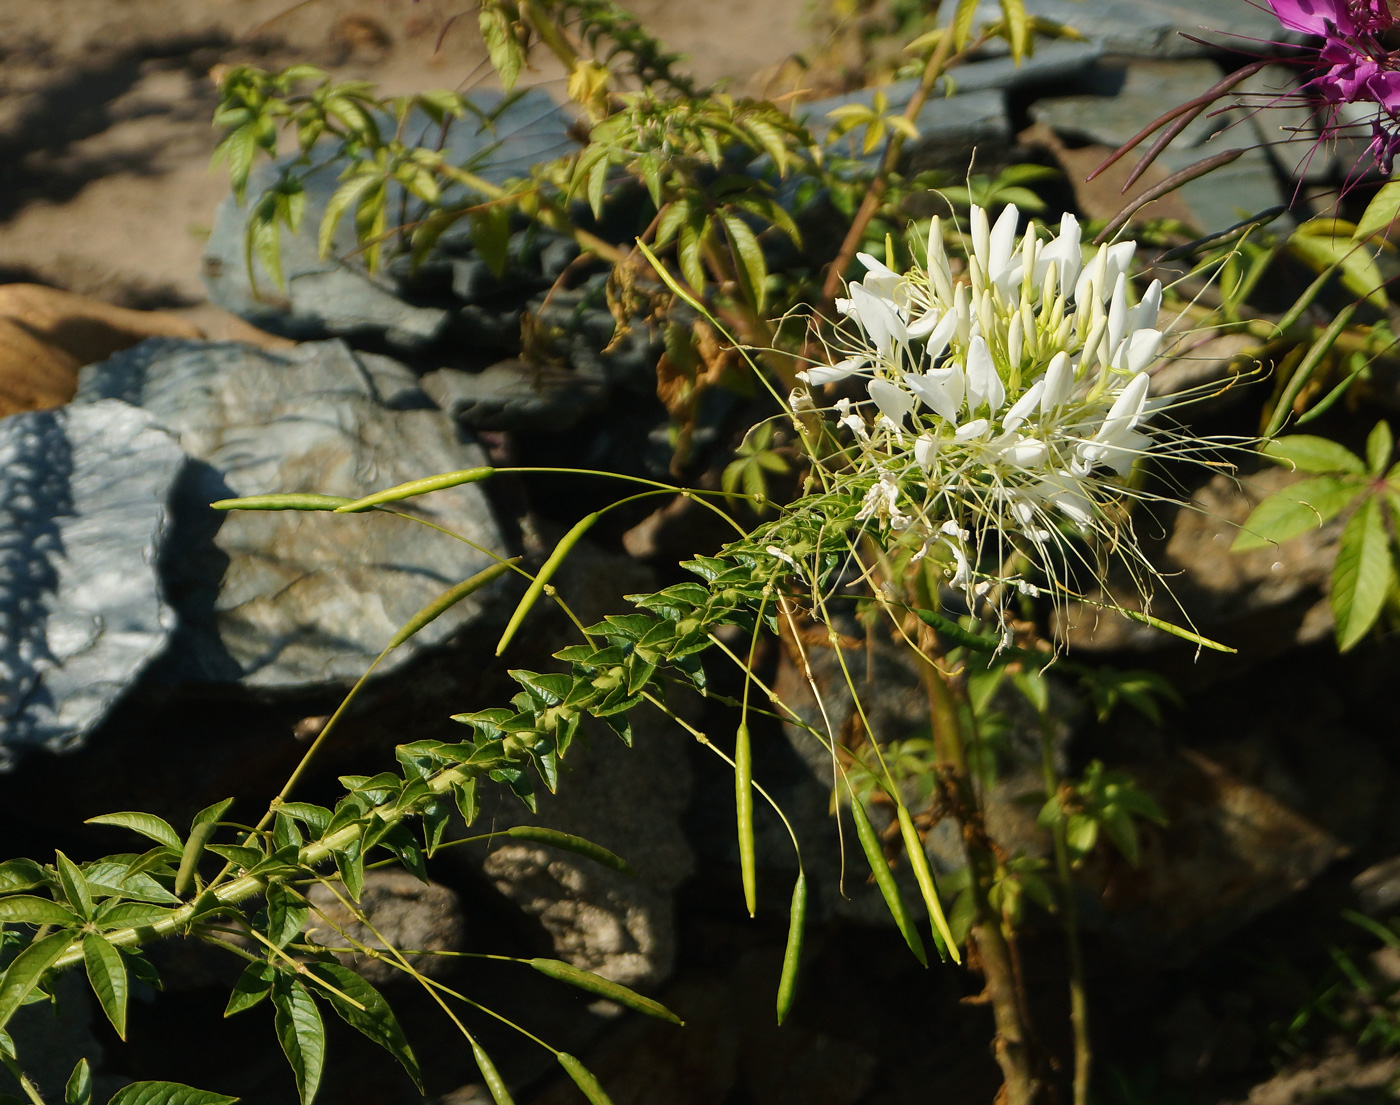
(503, 826, 636, 877)
(469, 1037, 516, 1105)
(529, 959, 682, 1025)
(210, 493, 354, 512)
(776, 869, 807, 1024)
(735, 722, 756, 917)
(897, 805, 960, 964)
(850, 797, 927, 967)
(386, 560, 517, 650)
(496, 513, 599, 656)
(333, 467, 496, 513)
(557, 1053, 616, 1105)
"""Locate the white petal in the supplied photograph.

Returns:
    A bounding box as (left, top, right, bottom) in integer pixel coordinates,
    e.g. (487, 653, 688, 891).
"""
(914, 433, 938, 470)
(857, 252, 898, 278)
(800, 357, 867, 385)
(1040, 351, 1073, 413)
(1001, 379, 1045, 431)
(906, 364, 965, 422)
(990, 204, 1020, 278)
(1106, 271, 1130, 355)
(1002, 437, 1049, 468)
(924, 309, 959, 361)
(1097, 370, 1151, 439)
(955, 418, 990, 441)
(1122, 328, 1163, 374)
(1130, 278, 1162, 333)
(907, 308, 941, 339)
(970, 205, 991, 276)
(868, 377, 916, 425)
(964, 336, 1005, 413)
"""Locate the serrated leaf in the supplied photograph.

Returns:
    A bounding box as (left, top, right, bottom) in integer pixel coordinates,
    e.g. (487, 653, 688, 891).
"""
(85, 813, 182, 851)
(106, 1083, 239, 1105)
(319, 173, 380, 260)
(1332, 493, 1394, 651)
(83, 934, 128, 1040)
(479, 4, 523, 91)
(1263, 435, 1366, 474)
(721, 212, 767, 312)
(272, 976, 325, 1105)
(307, 964, 422, 1091)
(0, 931, 75, 1031)
(1232, 476, 1364, 550)
(225, 961, 276, 1017)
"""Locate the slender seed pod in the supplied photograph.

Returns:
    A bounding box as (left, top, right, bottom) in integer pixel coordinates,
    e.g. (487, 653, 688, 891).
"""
(495, 512, 599, 656)
(504, 826, 636, 876)
(386, 560, 516, 650)
(735, 722, 756, 917)
(776, 869, 807, 1024)
(897, 805, 960, 964)
(469, 1036, 516, 1105)
(557, 1053, 616, 1105)
(528, 959, 682, 1025)
(333, 467, 496, 513)
(210, 493, 353, 511)
(850, 797, 927, 967)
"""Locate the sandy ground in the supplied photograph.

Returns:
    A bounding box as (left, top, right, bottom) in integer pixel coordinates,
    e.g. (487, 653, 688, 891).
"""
(0, 0, 814, 310)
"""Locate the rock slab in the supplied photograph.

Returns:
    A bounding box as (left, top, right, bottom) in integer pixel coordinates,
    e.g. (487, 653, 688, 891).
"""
(0, 400, 184, 767)
(76, 338, 508, 689)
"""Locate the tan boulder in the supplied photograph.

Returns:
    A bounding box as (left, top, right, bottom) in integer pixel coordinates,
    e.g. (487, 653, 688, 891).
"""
(0, 283, 207, 418)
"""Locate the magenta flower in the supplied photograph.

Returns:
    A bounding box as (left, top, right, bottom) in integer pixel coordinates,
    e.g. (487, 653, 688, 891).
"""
(1266, 0, 1400, 174)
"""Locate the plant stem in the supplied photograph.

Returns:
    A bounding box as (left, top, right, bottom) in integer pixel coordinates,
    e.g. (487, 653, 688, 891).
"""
(819, 24, 959, 306)
(1038, 714, 1090, 1105)
(922, 655, 1039, 1105)
(0, 1054, 47, 1105)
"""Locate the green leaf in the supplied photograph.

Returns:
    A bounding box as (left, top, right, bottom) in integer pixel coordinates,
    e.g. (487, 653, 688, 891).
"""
(1332, 493, 1394, 651)
(319, 173, 381, 260)
(1368, 421, 1394, 476)
(334, 834, 365, 902)
(55, 852, 93, 921)
(85, 813, 182, 851)
(225, 962, 276, 1017)
(272, 976, 325, 1105)
(1353, 181, 1400, 243)
(721, 212, 767, 312)
(952, 0, 980, 48)
(0, 860, 46, 895)
(479, 3, 523, 91)
(106, 1083, 238, 1105)
(1289, 219, 1388, 307)
(306, 964, 422, 1091)
(83, 935, 129, 1040)
(265, 883, 309, 949)
(0, 931, 75, 1031)
(65, 1058, 92, 1105)
(1232, 476, 1364, 550)
(0, 895, 79, 927)
(1263, 435, 1366, 474)
(93, 902, 175, 929)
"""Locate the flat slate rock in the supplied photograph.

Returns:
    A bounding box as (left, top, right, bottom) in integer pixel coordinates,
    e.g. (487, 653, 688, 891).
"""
(0, 400, 184, 767)
(77, 339, 509, 689)
(201, 88, 576, 351)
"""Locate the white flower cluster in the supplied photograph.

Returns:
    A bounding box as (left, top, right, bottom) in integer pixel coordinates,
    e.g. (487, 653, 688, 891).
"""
(796, 203, 1172, 615)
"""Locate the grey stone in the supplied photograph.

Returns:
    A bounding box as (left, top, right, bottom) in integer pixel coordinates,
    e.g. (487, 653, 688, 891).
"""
(201, 89, 575, 350)
(421, 360, 609, 433)
(304, 869, 466, 985)
(0, 400, 184, 768)
(936, 38, 1104, 96)
(447, 541, 695, 990)
(940, 0, 1299, 57)
(802, 85, 1010, 175)
(76, 339, 508, 689)
(1032, 61, 1286, 233)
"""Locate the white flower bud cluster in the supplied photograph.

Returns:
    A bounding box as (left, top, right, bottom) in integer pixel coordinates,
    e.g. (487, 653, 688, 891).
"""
(796, 203, 1175, 617)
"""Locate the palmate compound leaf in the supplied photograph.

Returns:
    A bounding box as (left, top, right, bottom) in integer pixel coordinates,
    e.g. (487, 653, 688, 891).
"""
(272, 975, 325, 1105)
(105, 1083, 238, 1105)
(83, 934, 128, 1040)
(1231, 476, 1365, 551)
(1332, 493, 1395, 651)
(305, 963, 422, 1091)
